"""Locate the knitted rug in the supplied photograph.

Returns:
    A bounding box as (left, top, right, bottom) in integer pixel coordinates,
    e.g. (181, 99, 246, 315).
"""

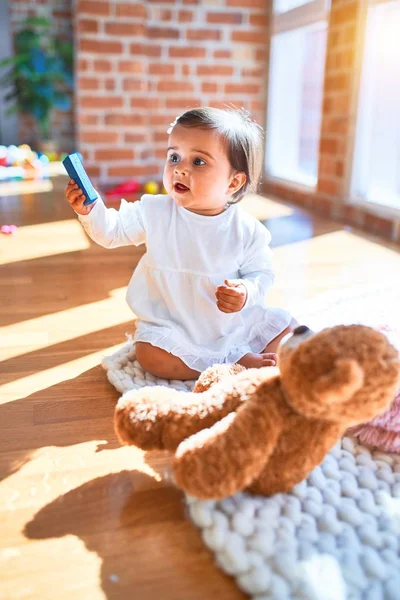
(102, 285, 400, 599)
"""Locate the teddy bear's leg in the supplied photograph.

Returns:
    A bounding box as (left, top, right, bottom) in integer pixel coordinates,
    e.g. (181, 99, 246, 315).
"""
(247, 420, 343, 496)
(172, 387, 284, 499)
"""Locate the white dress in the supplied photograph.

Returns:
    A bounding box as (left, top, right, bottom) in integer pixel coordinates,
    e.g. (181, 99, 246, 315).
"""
(78, 194, 292, 372)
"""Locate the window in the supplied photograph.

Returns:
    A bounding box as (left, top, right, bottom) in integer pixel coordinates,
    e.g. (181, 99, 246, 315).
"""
(265, 0, 330, 187)
(351, 0, 400, 211)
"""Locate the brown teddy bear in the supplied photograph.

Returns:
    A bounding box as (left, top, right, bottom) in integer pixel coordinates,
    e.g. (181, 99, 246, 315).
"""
(114, 325, 400, 499)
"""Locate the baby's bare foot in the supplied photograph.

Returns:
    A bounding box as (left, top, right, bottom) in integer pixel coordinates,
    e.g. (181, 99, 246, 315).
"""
(237, 352, 277, 369)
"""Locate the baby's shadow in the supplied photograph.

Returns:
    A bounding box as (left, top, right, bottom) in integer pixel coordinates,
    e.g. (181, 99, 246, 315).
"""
(24, 470, 243, 599)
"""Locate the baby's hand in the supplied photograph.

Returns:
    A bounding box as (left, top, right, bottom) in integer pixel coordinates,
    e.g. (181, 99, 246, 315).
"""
(216, 279, 247, 313)
(65, 179, 95, 215)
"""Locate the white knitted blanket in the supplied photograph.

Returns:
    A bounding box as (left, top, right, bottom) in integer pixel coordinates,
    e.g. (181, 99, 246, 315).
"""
(102, 286, 400, 599)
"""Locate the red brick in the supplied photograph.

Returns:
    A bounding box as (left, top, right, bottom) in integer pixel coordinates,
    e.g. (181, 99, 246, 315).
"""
(343, 24, 357, 45)
(178, 10, 193, 22)
(206, 11, 242, 24)
(318, 179, 340, 197)
(105, 78, 115, 91)
(130, 97, 160, 109)
(187, 29, 221, 41)
(86, 165, 101, 178)
(150, 114, 178, 126)
(320, 137, 338, 155)
(123, 79, 148, 92)
(78, 77, 99, 90)
(182, 64, 191, 76)
(78, 1, 110, 16)
(227, 0, 267, 7)
(78, 19, 98, 33)
(364, 213, 394, 239)
(231, 30, 267, 44)
(130, 43, 162, 57)
(154, 131, 168, 143)
(311, 196, 334, 216)
(105, 114, 147, 126)
(108, 165, 158, 178)
(118, 60, 145, 73)
(77, 58, 89, 71)
(325, 74, 350, 93)
(80, 96, 124, 109)
(166, 98, 201, 109)
(331, 2, 358, 27)
(225, 83, 261, 94)
(249, 13, 269, 27)
(95, 148, 135, 161)
(202, 82, 218, 93)
(157, 80, 194, 93)
(78, 114, 99, 125)
(124, 133, 147, 144)
(241, 67, 264, 78)
(197, 65, 233, 76)
(81, 131, 119, 144)
(147, 27, 180, 39)
(214, 50, 232, 59)
(116, 3, 146, 18)
(105, 22, 145, 36)
(255, 47, 267, 61)
(93, 59, 112, 72)
(155, 148, 167, 160)
(149, 63, 175, 75)
(169, 46, 206, 59)
(80, 39, 123, 54)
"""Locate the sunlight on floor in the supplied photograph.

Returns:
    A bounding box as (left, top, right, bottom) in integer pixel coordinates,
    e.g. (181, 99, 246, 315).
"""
(0, 179, 53, 198)
(0, 287, 133, 361)
(0, 219, 91, 265)
(242, 193, 294, 220)
(0, 341, 127, 404)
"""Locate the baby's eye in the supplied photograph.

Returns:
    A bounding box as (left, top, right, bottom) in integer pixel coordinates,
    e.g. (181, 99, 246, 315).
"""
(193, 157, 206, 166)
(169, 153, 180, 163)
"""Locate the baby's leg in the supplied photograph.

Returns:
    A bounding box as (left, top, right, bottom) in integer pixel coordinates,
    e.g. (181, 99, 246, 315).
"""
(135, 341, 200, 380)
(237, 317, 299, 369)
(262, 317, 299, 354)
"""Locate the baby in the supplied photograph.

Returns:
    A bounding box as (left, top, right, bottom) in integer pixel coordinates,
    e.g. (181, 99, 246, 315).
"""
(66, 107, 297, 380)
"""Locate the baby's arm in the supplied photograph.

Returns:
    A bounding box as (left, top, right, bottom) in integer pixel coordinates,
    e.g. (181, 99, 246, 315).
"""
(66, 180, 146, 249)
(239, 220, 275, 308)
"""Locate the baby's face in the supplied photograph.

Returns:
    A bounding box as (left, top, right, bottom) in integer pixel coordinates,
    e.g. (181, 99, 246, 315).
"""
(163, 125, 243, 216)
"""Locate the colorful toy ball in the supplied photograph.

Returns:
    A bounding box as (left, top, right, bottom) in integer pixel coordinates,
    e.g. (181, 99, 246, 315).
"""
(1, 224, 17, 235)
(143, 180, 159, 195)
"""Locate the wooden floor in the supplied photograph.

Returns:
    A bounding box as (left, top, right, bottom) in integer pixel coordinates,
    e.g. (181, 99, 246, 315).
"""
(1, 172, 400, 600)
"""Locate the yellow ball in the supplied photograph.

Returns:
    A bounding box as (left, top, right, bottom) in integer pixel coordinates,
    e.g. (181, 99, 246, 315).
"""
(143, 180, 159, 194)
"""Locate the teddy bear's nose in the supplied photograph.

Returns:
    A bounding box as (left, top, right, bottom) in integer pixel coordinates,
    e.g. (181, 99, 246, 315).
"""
(293, 325, 310, 335)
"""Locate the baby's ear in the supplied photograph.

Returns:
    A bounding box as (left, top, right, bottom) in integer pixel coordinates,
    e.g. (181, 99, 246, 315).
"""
(228, 171, 246, 195)
(313, 359, 364, 405)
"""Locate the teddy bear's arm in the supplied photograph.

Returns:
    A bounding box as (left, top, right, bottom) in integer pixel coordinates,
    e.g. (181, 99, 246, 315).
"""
(172, 386, 284, 499)
(114, 368, 277, 452)
(114, 383, 247, 451)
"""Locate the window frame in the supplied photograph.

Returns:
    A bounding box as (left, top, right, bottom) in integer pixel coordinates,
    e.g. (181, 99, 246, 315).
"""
(348, 0, 400, 220)
(264, 0, 331, 192)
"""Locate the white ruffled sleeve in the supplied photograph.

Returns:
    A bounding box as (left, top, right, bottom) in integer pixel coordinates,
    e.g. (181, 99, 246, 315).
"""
(239, 220, 275, 308)
(78, 197, 146, 248)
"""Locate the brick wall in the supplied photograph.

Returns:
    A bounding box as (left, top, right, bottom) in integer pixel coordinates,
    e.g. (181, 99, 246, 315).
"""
(75, 0, 271, 186)
(9, 0, 75, 152)
(263, 0, 400, 244)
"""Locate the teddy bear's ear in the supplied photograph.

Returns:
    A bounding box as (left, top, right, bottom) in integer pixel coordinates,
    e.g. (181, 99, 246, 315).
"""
(313, 358, 364, 405)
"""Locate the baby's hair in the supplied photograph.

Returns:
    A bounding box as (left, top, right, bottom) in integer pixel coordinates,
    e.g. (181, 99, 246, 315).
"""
(174, 106, 264, 203)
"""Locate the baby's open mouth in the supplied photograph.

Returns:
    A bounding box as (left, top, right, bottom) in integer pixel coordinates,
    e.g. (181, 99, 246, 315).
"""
(174, 183, 190, 193)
